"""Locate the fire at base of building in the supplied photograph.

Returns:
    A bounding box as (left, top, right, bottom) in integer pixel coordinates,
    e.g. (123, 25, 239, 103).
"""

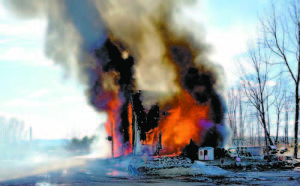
(94, 39, 230, 159)
(128, 90, 228, 160)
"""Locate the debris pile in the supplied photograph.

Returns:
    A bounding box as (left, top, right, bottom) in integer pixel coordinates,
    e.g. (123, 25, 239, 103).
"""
(128, 155, 232, 176)
(128, 156, 193, 175)
(150, 156, 193, 168)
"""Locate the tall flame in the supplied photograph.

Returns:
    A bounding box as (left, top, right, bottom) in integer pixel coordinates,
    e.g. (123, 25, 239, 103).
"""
(101, 92, 122, 157)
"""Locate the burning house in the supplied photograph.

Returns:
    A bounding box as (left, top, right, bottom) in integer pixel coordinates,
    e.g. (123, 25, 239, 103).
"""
(91, 36, 229, 158)
(87, 1, 230, 158)
(7, 1, 300, 180)
(4, 0, 230, 159)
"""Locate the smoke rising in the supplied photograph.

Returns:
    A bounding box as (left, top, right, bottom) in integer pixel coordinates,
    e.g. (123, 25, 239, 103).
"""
(4, 0, 106, 83)
(4, 0, 224, 106)
(4, 0, 230, 154)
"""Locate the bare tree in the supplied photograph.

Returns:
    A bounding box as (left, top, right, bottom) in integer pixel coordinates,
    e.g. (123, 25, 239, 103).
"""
(238, 85, 247, 139)
(227, 87, 238, 141)
(0, 116, 26, 144)
(285, 94, 290, 146)
(239, 43, 274, 148)
(257, 111, 261, 146)
(239, 93, 244, 138)
(266, 86, 271, 134)
(273, 79, 286, 144)
(247, 110, 256, 146)
(261, 0, 300, 158)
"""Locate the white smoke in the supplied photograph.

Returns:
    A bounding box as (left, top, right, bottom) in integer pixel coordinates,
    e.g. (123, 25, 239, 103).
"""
(4, 0, 106, 83)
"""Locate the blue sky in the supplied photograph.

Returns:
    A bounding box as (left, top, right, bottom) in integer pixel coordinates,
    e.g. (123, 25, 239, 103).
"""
(181, 0, 270, 84)
(0, 0, 289, 141)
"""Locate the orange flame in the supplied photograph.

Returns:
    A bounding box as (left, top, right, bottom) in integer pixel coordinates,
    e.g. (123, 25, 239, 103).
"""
(102, 92, 123, 157)
(104, 94, 134, 156)
(124, 103, 133, 154)
(145, 90, 211, 155)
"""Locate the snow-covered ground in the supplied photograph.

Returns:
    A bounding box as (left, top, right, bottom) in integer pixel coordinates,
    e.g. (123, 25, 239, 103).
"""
(1, 142, 300, 185)
(1, 156, 300, 185)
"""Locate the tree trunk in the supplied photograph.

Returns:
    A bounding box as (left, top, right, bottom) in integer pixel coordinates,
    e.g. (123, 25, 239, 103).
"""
(285, 127, 288, 145)
(262, 100, 274, 146)
(294, 22, 300, 158)
(267, 95, 270, 133)
(264, 128, 268, 155)
(240, 92, 243, 138)
(286, 108, 289, 145)
(234, 107, 237, 139)
(275, 111, 280, 144)
(262, 113, 269, 154)
(257, 112, 260, 146)
(265, 127, 274, 146)
(294, 83, 299, 158)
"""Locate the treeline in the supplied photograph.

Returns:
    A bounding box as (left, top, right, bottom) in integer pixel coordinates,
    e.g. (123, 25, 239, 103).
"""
(228, 0, 300, 158)
(0, 116, 28, 144)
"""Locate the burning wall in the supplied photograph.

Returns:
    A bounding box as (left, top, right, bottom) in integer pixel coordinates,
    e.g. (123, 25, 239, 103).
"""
(5, 0, 230, 157)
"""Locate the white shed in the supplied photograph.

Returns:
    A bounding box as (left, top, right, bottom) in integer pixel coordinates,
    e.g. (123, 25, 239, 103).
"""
(198, 147, 214, 161)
